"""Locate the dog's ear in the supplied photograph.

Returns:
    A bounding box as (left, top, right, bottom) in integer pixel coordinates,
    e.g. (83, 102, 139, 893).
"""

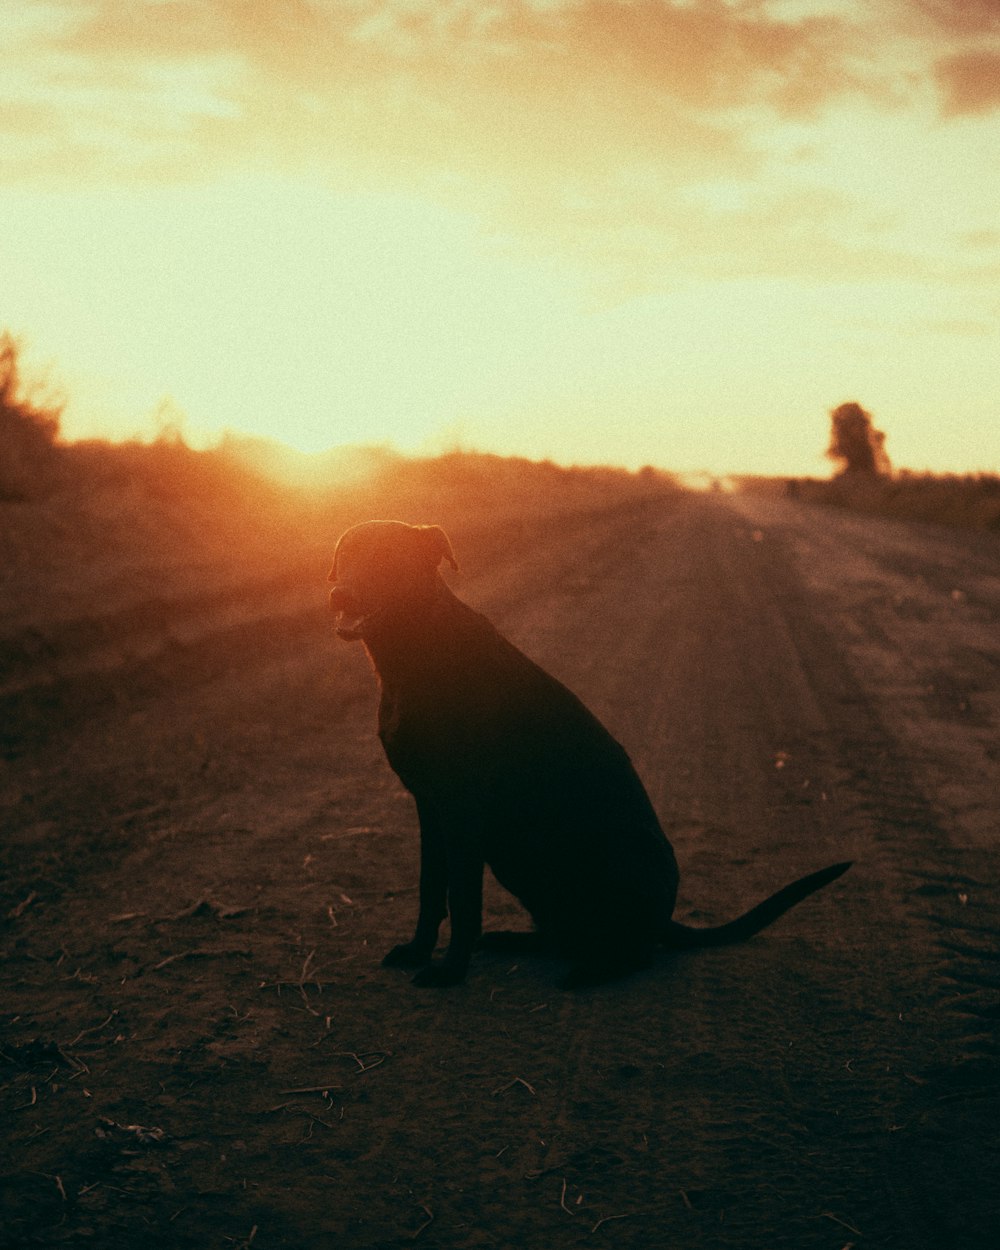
(418, 525, 458, 571)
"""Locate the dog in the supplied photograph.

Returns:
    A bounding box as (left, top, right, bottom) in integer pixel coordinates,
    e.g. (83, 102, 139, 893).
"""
(328, 520, 850, 988)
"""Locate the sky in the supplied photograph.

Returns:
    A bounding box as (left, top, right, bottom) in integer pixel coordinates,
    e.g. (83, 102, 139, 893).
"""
(2, 0, 999, 476)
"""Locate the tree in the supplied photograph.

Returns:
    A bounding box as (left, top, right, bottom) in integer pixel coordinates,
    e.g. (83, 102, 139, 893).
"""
(826, 401, 890, 476)
(0, 332, 62, 500)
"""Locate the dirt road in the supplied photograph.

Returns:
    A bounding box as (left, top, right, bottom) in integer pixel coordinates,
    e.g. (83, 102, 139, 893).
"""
(2, 483, 998, 1248)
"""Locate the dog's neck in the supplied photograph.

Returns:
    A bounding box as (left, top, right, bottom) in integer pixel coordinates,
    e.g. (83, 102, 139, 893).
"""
(358, 578, 458, 683)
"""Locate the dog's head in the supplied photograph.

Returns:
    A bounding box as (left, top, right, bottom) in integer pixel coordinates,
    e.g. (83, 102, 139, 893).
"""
(328, 521, 458, 641)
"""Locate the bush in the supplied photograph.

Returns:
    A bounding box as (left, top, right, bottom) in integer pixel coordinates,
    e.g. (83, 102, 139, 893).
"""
(0, 333, 62, 501)
(826, 401, 891, 477)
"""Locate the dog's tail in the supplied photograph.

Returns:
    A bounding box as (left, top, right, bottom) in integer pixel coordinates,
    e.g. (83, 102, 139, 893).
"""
(664, 861, 851, 949)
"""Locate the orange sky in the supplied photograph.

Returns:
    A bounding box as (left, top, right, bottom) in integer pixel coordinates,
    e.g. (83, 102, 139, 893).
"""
(2, 0, 999, 475)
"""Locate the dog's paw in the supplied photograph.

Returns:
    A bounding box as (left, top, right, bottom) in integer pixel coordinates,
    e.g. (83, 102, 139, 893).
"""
(411, 960, 467, 988)
(382, 942, 434, 969)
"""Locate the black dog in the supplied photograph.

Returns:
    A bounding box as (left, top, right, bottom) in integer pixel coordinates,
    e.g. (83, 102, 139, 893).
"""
(328, 520, 849, 987)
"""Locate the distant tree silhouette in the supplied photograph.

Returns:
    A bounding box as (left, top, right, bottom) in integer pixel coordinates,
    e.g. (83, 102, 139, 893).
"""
(826, 402, 890, 476)
(1, 332, 62, 500)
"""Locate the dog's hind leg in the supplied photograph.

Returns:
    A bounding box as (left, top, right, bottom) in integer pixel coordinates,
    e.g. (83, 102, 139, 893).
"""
(383, 797, 448, 969)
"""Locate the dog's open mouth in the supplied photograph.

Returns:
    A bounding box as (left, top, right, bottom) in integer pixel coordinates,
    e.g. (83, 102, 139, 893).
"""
(328, 585, 380, 641)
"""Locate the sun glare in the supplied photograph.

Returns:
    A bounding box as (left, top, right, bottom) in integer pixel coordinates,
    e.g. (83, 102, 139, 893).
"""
(6, 157, 998, 476)
(6, 177, 596, 457)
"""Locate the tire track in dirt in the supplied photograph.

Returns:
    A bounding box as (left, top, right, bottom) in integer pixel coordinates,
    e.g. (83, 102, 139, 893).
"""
(723, 491, 1000, 1246)
(0, 579, 326, 760)
(527, 494, 911, 1247)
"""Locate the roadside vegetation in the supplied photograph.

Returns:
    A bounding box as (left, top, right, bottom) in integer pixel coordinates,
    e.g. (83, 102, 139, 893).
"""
(785, 399, 1000, 531)
(3, 334, 997, 544)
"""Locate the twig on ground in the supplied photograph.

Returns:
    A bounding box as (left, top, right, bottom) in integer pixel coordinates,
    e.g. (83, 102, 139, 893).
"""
(411, 1204, 434, 1240)
(8, 890, 38, 919)
(591, 1212, 634, 1233)
(292, 946, 330, 1016)
(59, 1044, 87, 1072)
(334, 1050, 390, 1073)
(161, 898, 251, 922)
(277, 1085, 345, 1096)
(299, 948, 317, 984)
(492, 1076, 536, 1096)
(6, 1039, 88, 1074)
(152, 951, 197, 971)
(819, 1212, 863, 1237)
(152, 948, 250, 971)
(936, 1084, 996, 1104)
(67, 1013, 116, 1047)
(96, 1118, 167, 1145)
(33, 1173, 68, 1201)
(297, 985, 321, 1017)
(559, 1177, 578, 1215)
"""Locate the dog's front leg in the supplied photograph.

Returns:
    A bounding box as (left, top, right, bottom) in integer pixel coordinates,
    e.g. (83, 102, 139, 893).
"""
(383, 797, 448, 969)
(411, 814, 483, 988)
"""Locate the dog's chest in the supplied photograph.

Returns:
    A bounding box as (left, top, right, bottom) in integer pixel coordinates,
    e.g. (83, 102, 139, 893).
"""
(376, 673, 510, 798)
(376, 685, 454, 785)
(376, 687, 402, 743)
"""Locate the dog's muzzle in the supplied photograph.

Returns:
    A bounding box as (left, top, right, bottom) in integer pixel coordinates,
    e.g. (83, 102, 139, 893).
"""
(328, 584, 380, 641)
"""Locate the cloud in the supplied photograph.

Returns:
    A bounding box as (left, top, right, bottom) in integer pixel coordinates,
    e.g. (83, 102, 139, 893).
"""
(53, 0, 326, 60)
(0, 3, 774, 192)
(7, 2, 947, 220)
(935, 48, 1000, 116)
(9, 2, 881, 169)
(343, 0, 874, 117)
(3, 2, 996, 295)
(1, 2, 248, 183)
(958, 226, 1000, 248)
(909, 0, 1000, 37)
(541, 179, 942, 297)
(5, 2, 985, 173)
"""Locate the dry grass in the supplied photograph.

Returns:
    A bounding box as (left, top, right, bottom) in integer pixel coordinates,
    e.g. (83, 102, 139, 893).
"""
(754, 471, 1000, 532)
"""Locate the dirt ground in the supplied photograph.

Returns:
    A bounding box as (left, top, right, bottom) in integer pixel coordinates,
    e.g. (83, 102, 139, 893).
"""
(2, 466, 998, 1248)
